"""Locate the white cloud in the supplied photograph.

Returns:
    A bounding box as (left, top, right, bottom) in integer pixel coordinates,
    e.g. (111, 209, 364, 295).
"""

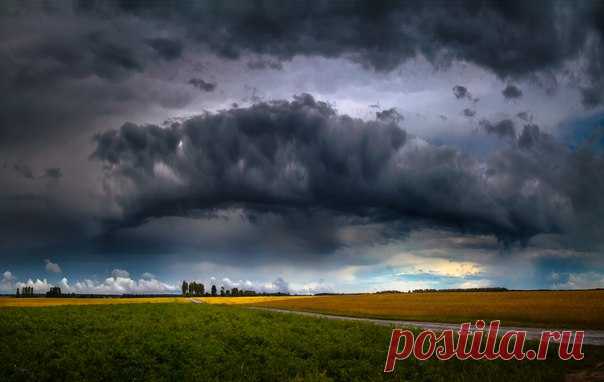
(16, 278, 52, 293)
(141, 272, 156, 279)
(1, 270, 16, 291)
(220, 278, 253, 290)
(9, 269, 177, 294)
(111, 269, 130, 278)
(215, 277, 290, 294)
(60, 274, 176, 294)
(293, 279, 334, 295)
(210, 276, 334, 295)
(193, 276, 335, 295)
(265, 277, 290, 294)
(387, 251, 484, 278)
(45, 259, 62, 274)
(456, 279, 493, 289)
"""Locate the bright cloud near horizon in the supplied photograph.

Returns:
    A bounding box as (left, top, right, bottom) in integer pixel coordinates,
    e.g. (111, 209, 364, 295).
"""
(1, 1, 604, 294)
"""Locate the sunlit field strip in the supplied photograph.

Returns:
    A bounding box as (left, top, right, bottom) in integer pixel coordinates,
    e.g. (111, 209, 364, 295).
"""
(0, 296, 308, 308)
(0, 297, 188, 307)
(194, 296, 312, 304)
(244, 291, 604, 329)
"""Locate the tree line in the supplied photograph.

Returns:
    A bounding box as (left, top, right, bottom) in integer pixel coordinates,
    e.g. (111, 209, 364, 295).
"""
(375, 287, 508, 294)
(181, 281, 284, 297)
(16, 286, 63, 297)
(16, 286, 35, 297)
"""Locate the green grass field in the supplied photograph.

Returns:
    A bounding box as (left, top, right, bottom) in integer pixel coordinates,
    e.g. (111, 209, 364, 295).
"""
(0, 303, 600, 381)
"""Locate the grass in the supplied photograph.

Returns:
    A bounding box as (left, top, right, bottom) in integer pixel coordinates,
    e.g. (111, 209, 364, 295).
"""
(0, 303, 598, 382)
(246, 291, 604, 329)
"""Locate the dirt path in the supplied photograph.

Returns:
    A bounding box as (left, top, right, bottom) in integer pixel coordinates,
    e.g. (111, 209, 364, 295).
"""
(248, 307, 604, 346)
(189, 298, 204, 304)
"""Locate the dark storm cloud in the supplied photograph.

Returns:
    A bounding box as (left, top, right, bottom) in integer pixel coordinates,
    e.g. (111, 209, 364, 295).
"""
(375, 108, 403, 124)
(247, 58, 283, 71)
(100, 1, 600, 80)
(452, 85, 472, 100)
(2, 0, 604, 266)
(146, 38, 183, 61)
(13, 164, 34, 179)
(517, 124, 542, 150)
(463, 108, 476, 117)
(0, 191, 96, 255)
(480, 119, 516, 140)
(84, 210, 351, 263)
(12, 164, 62, 180)
(122, 0, 602, 107)
(581, 86, 603, 108)
(0, 4, 196, 150)
(502, 84, 523, 99)
(92, 95, 604, 249)
(516, 111, 533, 123)
(1, 0, 604, 150)
(44, 168, 62, 180)
(188, 78, 216, 92)
(580, 2, 604, 107)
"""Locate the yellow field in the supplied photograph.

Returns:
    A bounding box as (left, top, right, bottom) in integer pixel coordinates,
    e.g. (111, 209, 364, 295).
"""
(3, 291, 603, 329)
(192, 296, 312, 304)
(0, 297, 187, 307)
(0, 295, 308, 308)
(246, 291, 604, 329)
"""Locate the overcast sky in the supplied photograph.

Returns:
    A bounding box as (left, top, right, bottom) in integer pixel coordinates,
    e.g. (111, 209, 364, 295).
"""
(1, 0, 604, 294)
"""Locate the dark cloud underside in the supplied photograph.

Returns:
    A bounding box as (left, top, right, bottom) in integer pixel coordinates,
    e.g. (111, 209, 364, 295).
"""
(502, 84, 523, 99)
(92, 95, 604, 250)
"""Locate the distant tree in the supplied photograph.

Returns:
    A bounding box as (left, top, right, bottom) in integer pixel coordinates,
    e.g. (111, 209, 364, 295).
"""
(21, 286, 33, 297)
(211, 284, 217, 296)
(220, 286, 225, 296)
(231, 287, 239, 296)
(182, 281, 189, 296)
(46, 286, 61, 297)
(190, 282, 204, 296)
(16, 288, 20, 297)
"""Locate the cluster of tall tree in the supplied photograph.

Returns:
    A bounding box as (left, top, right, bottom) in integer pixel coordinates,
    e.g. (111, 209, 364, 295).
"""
(181, 281, 262, 297)
(181, 281, 205, 296)
(46, 286, 62, 297)
(16, 286, 34, 297)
